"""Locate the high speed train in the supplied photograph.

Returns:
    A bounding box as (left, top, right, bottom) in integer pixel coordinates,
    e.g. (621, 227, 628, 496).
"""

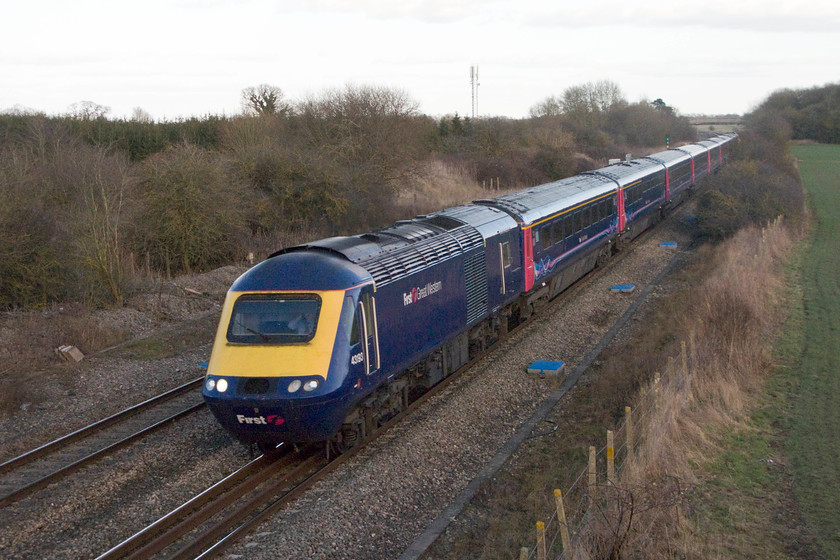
(202, 133, 737, 452)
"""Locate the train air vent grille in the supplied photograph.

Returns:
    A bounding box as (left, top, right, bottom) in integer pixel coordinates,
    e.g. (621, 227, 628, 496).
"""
(464, 251, 488, 325)
(359, 225, 484, 287)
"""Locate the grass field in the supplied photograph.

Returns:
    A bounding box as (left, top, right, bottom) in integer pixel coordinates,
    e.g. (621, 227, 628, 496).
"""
(787, 144, 840, 557)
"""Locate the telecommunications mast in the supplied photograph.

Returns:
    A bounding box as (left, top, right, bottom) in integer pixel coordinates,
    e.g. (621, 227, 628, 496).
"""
(470, 65, 479, 118)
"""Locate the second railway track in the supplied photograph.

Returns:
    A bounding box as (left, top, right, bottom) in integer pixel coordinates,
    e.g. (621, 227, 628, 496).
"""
(0, 377, 206, 507)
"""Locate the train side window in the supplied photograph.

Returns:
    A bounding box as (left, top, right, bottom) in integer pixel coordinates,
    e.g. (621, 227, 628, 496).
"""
(573, 211, 581, 233)
(541, 225, 552, 250)
(361, 292, 375, 339)
(501, 241, 511, 267)
(553, 221, 562, 244)
(342, 295, 360, 345)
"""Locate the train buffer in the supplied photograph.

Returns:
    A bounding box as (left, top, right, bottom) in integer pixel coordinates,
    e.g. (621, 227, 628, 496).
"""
(610, 284, 636, 293)
(527, 360, 566, 377)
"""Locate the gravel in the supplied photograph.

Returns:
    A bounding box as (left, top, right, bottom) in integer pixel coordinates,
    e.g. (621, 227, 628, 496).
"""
(0, 215, 694, 560)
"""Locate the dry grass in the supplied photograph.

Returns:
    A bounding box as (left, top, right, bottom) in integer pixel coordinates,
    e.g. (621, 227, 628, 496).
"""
(0, 304, 132, 414)
(566, 218, 796, 559)
(394, 159, 519, 216)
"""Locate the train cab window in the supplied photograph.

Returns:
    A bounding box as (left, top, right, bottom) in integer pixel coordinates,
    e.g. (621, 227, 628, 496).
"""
(227, 293, 321, 344)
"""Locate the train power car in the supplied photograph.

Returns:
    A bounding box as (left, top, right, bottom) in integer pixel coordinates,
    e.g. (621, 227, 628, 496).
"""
(203, 133, 737, 451)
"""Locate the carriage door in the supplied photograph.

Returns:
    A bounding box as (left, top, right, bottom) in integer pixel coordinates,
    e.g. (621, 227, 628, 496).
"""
(358, 291, 380, 376)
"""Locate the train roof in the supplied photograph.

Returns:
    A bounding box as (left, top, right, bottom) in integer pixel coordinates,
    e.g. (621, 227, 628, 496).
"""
(672, 143, 708, 157)
(475, 173, 615, 226)
(643, 149, 692, 167)
(231, 251, 372, 292)
(274, 211, 488, 287)
(431, 204, 519, 238)
(587, 157, 664, 188)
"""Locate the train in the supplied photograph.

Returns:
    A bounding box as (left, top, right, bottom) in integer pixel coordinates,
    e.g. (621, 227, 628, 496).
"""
(202, 133, 738, 452)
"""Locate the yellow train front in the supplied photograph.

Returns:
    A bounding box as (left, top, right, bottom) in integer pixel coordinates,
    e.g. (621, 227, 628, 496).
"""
(202, 250, 374, 447)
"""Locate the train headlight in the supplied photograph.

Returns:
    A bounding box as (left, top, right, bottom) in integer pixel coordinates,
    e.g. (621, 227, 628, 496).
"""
(216, 378, 229, 393)
(205, 378, 216, 391)
(288, 380, 302, 393)
(303, 379, 320, 392)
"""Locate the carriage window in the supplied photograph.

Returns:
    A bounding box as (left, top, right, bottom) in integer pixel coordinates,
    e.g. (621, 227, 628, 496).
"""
(573, 211, 581, 233)
(553, 221, 563, 244)
(227, 294, 321, 344)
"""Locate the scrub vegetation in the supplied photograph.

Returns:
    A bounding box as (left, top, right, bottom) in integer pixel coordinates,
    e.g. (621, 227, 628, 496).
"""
(0, 81, 693, 311)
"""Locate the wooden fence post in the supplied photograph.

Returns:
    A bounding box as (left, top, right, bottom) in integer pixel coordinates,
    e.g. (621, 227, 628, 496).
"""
(519, 547, 529, 560)
(606, 430, 615, 485)
(681, 340, 688, 378)
(536, 521, 547, 560)
(625, 406, 634, 464)
(588, 445, 597, 507)
(653, 372, 661, 412)
(554, 489, 571, 551)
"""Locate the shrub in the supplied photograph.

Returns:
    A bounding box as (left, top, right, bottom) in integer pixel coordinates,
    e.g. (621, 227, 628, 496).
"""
(133, 143, 247, 275)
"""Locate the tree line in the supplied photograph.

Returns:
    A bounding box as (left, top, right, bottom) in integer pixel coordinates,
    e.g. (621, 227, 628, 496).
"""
(0, 81, 696, 310)
(747, 82, 840, 144)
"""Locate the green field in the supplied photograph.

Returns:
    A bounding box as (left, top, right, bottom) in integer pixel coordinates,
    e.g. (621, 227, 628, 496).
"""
(788, 144, 840, 557)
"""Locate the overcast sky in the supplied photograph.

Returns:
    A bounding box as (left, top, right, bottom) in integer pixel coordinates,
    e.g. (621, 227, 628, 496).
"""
(2, 0, 838, 121)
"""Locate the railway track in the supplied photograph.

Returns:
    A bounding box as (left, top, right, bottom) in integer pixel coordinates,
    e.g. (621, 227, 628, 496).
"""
(0, 377, 206, 507)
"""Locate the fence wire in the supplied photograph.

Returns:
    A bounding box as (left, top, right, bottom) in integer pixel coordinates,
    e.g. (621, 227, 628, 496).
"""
(518, 339, 694, 559)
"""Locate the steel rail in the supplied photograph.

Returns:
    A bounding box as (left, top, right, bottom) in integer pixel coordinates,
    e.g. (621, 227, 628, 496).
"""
(0, 377, 203, 475)
(0, 401, 206, 508)
(0, 378, 205, 507)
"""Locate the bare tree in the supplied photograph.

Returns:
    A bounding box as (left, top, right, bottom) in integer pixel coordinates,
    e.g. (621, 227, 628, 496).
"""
(131, 107, 154, 122)
(529, 95, 563, 118)
(75, 149, 132, 306)
(67, 100, 110, 120)
(241, 84, 289, 116)
(560, 80, 626, 127)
